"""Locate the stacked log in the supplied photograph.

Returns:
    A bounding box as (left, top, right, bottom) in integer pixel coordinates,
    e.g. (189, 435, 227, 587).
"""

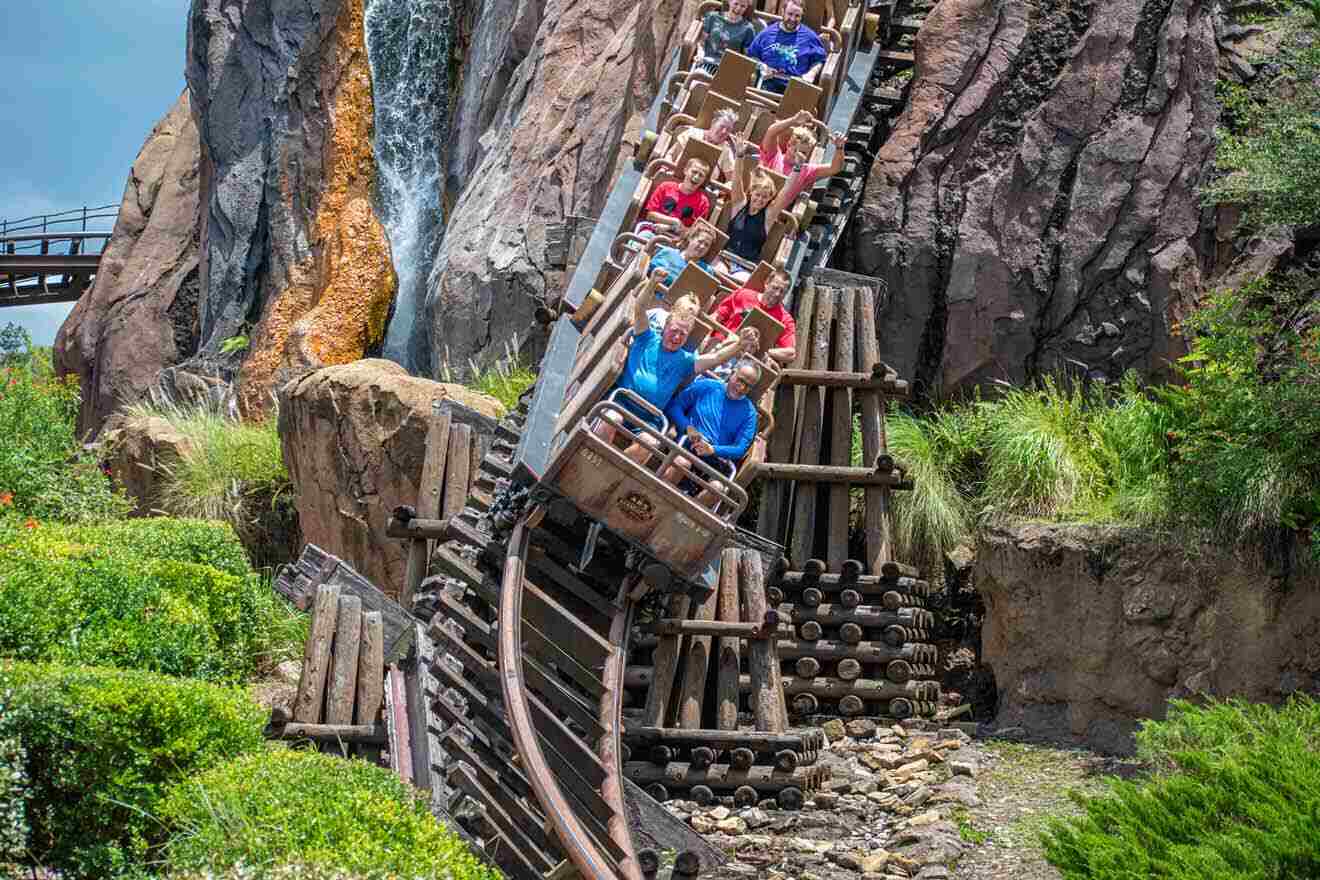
(622, 547, 827, 809)
(751, 276, 941, 720)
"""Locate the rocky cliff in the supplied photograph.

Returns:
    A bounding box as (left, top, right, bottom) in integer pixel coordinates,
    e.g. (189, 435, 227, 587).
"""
(54, 92, 201, 437)
(188, 0, 396, 415)
(976, 523, 1320, 753)
(852, 0, 1220, 396)
(423, 0, 688, 373)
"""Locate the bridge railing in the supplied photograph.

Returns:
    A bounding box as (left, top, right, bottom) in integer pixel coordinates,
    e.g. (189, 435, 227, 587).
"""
(0, 204, 120, 254)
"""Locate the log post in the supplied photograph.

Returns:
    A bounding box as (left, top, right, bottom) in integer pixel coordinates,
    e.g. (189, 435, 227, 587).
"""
(715, 548, 742, 730)
(643, 592, 692, 728)
(827, 287, 855, 570)
(741, 550, 787, 732)
(293, 583, 341, 723)
(324, 595, 364, 727)
(855, 285, 894, 569)
(677, 577, 720, 729)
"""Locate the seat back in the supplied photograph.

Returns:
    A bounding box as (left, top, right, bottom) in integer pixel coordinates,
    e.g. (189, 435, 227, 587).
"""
(709, 51, 759, 103)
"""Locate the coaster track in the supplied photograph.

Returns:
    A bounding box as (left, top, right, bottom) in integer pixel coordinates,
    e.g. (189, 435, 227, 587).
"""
(423, 4, 934, 878)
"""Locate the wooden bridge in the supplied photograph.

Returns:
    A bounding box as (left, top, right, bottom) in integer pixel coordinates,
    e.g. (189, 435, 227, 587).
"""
(0, 205, 119, 308)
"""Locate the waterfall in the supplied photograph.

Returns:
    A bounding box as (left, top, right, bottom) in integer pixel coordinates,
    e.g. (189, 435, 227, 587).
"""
(365, 0, 452, 374)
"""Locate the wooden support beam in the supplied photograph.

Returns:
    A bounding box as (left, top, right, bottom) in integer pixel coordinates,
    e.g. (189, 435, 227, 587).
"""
(293, 583, 340, 723)
(676, 581, 720, 729)
(753, 462, 908, 485)
(715, 548, 742, 731)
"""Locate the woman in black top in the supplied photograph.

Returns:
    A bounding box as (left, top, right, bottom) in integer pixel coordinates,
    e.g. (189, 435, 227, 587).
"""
(717, 139, 794, 279)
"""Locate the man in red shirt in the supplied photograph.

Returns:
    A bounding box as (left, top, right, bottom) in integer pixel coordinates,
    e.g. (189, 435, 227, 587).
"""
(640, 157, 713, 234)
(712, 268, 796, 365)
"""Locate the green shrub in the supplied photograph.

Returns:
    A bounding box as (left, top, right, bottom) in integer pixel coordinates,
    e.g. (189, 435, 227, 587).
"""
(0, 330, 131, 523)
(119, 400, 298, 569)
(1160, 279, 1320, 550)
(1041, 697, 1320, 879)
(0, 524, 304, 681)
(161, 749, 497, 880)
(441, 334, 529, 413)
(0, 662, 266, 879)
(0, 516, 254, 577)
(1202, 15, 1320, 230)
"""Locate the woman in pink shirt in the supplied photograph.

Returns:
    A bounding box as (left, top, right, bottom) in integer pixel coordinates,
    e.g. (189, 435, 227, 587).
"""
(759, 110, 848, 204)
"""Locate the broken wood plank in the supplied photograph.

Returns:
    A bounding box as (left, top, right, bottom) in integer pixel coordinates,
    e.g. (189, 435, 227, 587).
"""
(274, 544, 415, 662)
(325, 594, 363, 725)
(293, 583, 340, 723)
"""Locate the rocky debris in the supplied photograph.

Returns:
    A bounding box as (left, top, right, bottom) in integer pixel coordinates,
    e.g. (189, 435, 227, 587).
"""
(977, 522, 1320, 754)
(424, 0, 688, 374)
(674, 718, 986, 878)
(853, 0, 1219, 397)
(55, 91, 201, 438)
(277, 359, 501, 597)
(186, 0, 396, 416)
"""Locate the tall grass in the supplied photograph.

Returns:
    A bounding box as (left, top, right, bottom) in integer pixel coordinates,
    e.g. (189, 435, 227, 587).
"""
(438, 334, 538, 412)
(883, 409, 974, 571)
(120, 399, 295, 567)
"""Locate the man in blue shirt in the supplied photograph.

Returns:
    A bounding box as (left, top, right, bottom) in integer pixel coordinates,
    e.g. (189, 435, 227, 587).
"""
(660, 360, 762, 506)
(595, 269, 757, 463)
(746, 0, 828, 95)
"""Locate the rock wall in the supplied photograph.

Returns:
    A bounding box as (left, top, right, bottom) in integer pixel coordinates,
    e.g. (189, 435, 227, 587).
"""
(187, 0, 396, 414)
(423, 0, 689, 374)
(54, 92, 202, 437)
(278, 359, 502, 596)
(976, 523, 1320, 753)
(853, 0, 1219, 397)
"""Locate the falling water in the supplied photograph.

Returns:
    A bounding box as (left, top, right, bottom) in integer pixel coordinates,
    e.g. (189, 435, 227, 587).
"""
(365, 0, 452, 374)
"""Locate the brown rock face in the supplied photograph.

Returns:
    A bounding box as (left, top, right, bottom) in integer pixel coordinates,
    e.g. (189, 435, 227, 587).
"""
(423, 0, 687, 374)
(278, 359, 502, 596)
(187, 0, 396, 415)
(54, 91, 201, 437)
(853, 0, 1219, 396)
(976, 523, 1320, 753)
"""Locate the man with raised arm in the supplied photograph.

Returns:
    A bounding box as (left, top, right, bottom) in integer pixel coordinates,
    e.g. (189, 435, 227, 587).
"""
(594, 269, 758, 462)
(660, 360, 763, 506)
(746, 0, 827, 95)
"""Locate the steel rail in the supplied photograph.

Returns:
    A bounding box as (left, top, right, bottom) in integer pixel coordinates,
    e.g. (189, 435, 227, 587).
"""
(497, 507, 641, 880)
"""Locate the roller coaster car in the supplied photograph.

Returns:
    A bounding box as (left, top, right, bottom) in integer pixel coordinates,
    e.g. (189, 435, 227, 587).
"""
(540, 392, 747, 598)
(664, 51, 764, 129)
(526, 256, 782, 599)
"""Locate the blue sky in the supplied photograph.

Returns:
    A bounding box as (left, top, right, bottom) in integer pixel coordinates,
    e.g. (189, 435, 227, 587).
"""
(1, 1, 190, 345)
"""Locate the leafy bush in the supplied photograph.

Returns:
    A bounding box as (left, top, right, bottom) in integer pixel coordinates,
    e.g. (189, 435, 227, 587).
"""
(1159, 278, 1320, 551)
(118, 400, 298, 569)
(1041, 697, 1320, 879)
(1, 516, 255, 577)
(0, 521, 305, 681)
(1202, 14, 1320, 229)
(160, 749, 497, 880)
(0, 662, 266, 879)
(0, 690, 26, 864)
(0, 327, 131, 523)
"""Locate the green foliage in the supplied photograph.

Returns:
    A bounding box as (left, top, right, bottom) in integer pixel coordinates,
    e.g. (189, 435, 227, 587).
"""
(1202, 11, 1320, 229)
(0, 342, 131, 523)
(160, 749, 498, 880)
(0, 662, 266, 879)
(0, 691, 26, 864)
(7, 516, 255, 577)
(120, 400, 296, 568)
(0, 520, 305, 681)
(1041, 697, 1320, 879)
(219, 334, 250, 355)
(882, 408, 974, 569)
(1158, 279, 1320, 549)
